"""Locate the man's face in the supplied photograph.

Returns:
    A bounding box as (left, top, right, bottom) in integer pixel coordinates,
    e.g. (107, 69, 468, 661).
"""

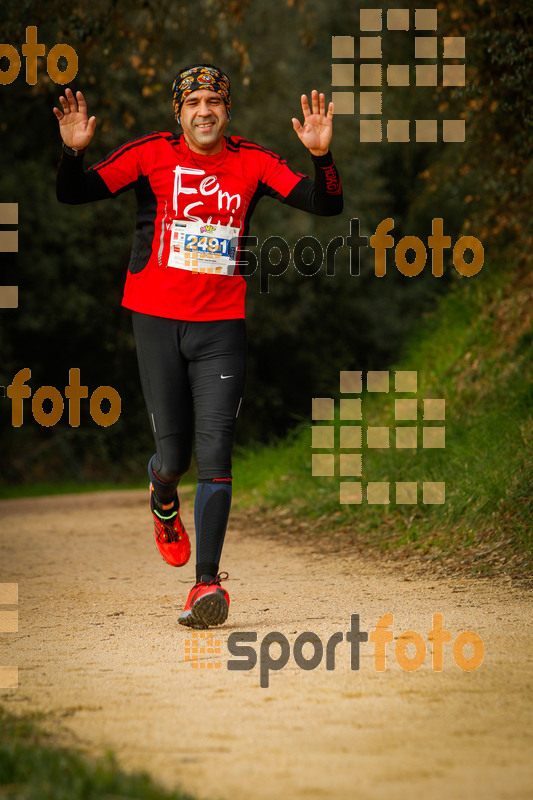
(179, 89, 229, 155)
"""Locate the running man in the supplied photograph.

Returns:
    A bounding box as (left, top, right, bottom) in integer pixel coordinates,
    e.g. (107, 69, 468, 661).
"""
(54, 64, 343, 629)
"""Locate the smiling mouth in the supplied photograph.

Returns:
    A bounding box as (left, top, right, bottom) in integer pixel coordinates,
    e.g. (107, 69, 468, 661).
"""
(195, 121, 216, 131)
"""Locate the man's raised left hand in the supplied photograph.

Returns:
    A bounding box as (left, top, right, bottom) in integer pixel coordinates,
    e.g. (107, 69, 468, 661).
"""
(292, 90, 334, 157)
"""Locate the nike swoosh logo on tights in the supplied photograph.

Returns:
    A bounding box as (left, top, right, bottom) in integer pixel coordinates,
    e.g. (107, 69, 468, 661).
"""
(220, 375, 234, 379)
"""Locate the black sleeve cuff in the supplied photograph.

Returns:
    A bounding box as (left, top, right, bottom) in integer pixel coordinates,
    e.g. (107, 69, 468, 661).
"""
(310, 151, 334, 166)
(56, 151, 113, 204)
(61, 142, 87, 158)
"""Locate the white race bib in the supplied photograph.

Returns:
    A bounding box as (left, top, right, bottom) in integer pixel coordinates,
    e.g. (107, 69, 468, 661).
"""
(167, 220, 239, 275)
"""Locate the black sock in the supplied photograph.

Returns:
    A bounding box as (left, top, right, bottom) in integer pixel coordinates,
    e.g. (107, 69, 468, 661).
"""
(196, 563, 219, 583)
(194, 479, 232, 583)
(151, 488, 177, 516)
(148, 455, 180, 506)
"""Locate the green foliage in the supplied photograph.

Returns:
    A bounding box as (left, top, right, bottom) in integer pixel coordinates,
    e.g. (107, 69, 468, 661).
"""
(0, 0, 530, 484)
(0, 706, 196, 799)
(233, 259, 533, 574)
(414, 0, 533, 266)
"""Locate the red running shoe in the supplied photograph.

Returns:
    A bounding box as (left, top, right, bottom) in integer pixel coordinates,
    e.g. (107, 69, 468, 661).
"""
(178, 572, 230, 629)
(150, 485, 190, 567)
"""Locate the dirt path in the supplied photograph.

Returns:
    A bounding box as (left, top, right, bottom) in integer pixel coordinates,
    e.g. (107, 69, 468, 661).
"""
(0, 490, 532, 800)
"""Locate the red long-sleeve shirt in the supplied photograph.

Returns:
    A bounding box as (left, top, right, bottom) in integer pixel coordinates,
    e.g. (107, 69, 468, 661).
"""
(57, 131, 343, 320)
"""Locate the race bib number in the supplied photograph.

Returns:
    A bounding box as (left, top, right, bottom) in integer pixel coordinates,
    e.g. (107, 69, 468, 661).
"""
(167, 220, 239, 275)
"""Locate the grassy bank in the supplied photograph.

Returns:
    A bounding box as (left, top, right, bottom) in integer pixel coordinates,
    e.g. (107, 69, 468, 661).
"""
(0, 474, 198, 500)
(0, 481, 143, 500)
(1, 264, 530, 577)
(232, 264, 532, 577)
(0, 707, 195, 800)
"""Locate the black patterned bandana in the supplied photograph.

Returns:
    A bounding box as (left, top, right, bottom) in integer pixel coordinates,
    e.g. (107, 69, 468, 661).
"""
(172, 64, 231, 122)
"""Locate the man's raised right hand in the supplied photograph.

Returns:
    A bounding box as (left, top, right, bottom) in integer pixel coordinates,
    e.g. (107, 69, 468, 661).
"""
(53, 88, 96, 150)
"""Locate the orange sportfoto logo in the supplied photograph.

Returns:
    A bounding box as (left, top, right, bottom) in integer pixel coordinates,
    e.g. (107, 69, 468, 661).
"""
(0, 26, 78, 85)
(6, 368, 121, 428)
